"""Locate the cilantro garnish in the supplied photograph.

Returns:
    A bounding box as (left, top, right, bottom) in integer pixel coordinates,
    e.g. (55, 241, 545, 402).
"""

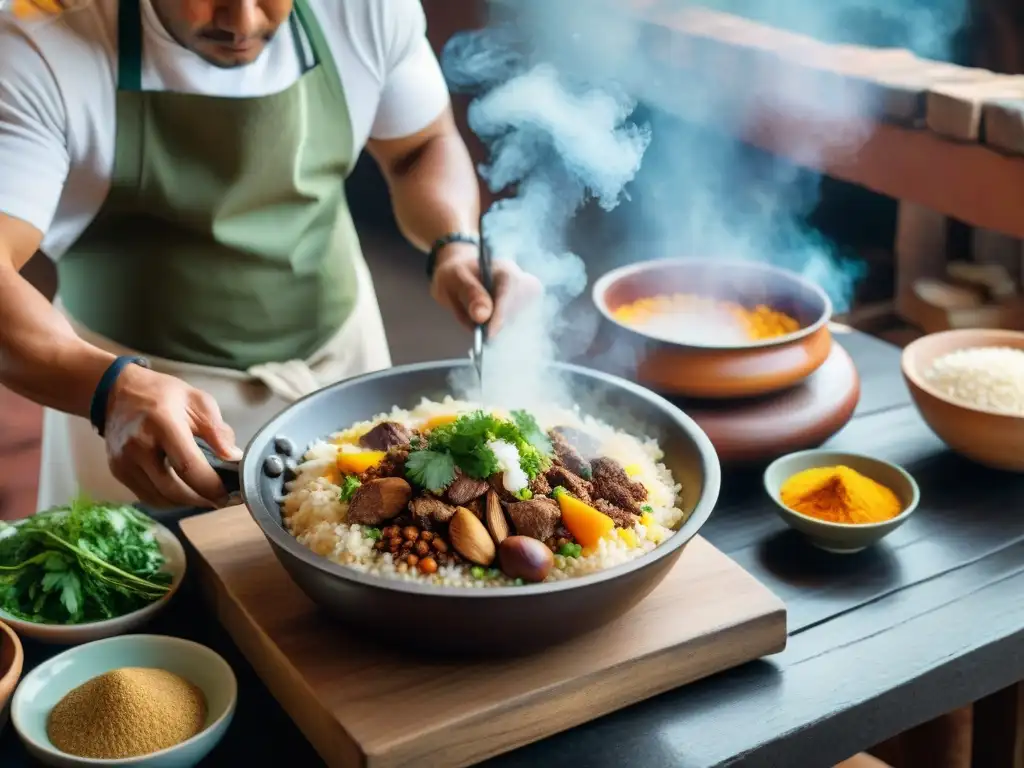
(338, 474, 361, 502)
(0, 496, 172, 625)
(404, 411, 553, 489)
(404, 450, 457, 492)
(511, 410, 552, 454)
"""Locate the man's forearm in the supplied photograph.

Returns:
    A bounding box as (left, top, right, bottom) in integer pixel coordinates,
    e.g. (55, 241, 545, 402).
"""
(0, 257, 115, 418)
(386, 132, 481, 252)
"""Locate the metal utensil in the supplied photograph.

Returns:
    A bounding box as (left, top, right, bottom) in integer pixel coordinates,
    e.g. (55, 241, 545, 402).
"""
(470, 236, 494, 383)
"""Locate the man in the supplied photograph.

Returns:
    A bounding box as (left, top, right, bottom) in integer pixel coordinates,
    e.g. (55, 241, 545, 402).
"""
(0, 0, 538, 511)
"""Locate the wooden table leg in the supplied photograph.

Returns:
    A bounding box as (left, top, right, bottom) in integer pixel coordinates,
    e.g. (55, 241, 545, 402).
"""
(973, 683, 1024, 767)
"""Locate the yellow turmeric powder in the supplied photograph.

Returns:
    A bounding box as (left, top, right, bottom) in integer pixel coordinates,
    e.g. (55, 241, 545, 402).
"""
(779, 465, 902, 524)
(612, 293, 800, 341)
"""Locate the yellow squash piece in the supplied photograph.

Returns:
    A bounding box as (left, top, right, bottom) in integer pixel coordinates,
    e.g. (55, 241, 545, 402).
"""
(618, 528, 639, 549)
(421, 413, 458, 431)
(336, 451, 386, 475)
(555, 491, 615, 548)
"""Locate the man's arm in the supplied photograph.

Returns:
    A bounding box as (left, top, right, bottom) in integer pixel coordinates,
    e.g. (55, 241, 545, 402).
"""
(0, 214, 117, 419)
(366, 107, 480, 252)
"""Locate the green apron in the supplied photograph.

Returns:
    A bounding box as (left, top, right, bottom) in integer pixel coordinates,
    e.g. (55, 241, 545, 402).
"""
(57, 0, 361, 370)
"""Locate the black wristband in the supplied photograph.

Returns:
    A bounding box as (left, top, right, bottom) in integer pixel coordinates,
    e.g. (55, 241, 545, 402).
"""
(426, 231, 480, 280)
(89, 355, 150, 437)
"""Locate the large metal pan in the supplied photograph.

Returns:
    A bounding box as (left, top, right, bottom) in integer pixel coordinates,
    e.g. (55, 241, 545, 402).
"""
(207, 360, 721, 656)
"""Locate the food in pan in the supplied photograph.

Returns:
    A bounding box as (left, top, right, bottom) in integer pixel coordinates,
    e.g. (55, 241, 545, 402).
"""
(281, 398, 687, 587)
(925, 346, 1024, 415)
(612, 292, 800, 343)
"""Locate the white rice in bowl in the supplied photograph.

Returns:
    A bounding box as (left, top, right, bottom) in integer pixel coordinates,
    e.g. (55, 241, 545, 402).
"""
(924, 346, 1024, 416)
(281, 397, 689, 588)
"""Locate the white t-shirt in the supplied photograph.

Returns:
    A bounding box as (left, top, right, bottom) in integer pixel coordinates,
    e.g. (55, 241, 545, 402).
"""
(0, 0, 451, 259)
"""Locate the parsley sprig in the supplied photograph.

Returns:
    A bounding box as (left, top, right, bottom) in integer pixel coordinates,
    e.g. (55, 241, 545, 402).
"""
(404, 410, 553, 492)
(0, 497, 173, 625)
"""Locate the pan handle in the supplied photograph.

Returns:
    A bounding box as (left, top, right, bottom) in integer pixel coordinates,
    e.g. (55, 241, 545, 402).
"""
(196, 437, 243, 504)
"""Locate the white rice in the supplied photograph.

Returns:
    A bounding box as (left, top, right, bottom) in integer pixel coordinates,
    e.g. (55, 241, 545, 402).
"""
(925, 346, 1024, 415)
(281, 397, 687, 588)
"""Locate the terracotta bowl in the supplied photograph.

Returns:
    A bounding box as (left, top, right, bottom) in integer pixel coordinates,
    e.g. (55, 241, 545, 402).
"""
(0, 619, 25, 736)
(592, 258, 833, 399)
(902, 329, 1024, 472)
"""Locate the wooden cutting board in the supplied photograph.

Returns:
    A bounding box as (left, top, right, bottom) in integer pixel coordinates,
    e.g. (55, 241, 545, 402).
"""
(179, 506, 787, 768)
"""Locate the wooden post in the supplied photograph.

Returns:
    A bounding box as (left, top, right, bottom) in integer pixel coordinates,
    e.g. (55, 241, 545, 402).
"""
(894, 202, 949, 328)
(972, 682, 1024, 767)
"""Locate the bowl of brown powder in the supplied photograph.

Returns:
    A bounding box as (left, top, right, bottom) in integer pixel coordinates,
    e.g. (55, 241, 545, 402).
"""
(10, 634, 236, 767)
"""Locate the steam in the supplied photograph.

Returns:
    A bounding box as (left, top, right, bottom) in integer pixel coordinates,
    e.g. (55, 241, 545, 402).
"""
(442, 0, 966, 406)
(444, 27, 651, 409)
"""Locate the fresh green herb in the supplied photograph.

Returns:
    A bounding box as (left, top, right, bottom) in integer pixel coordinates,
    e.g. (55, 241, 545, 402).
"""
(404, 450, 457, 492)
(558, 542, 583, 558)
(407, 410, 553, 487)
(514, 578, 525, 586)
(511, 410, 552, 454)
(515, 488, 533, 501)
(364, 528, 382, 541)
(641, 504, 654, 514)
(339, 475, 361, 502)
(470, 566, 486, 580)
(0, 497, 172, 625)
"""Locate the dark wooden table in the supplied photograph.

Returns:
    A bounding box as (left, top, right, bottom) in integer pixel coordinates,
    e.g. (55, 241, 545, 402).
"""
(4, 330, 1024, 768)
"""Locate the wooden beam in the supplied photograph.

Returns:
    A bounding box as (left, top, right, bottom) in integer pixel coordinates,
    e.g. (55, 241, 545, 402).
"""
(626, 3, 1024, 239)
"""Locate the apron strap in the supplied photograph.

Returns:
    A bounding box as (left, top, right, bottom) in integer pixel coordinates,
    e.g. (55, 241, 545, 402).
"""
(293, 0, 345, 103)
(117, 0, 143, 92)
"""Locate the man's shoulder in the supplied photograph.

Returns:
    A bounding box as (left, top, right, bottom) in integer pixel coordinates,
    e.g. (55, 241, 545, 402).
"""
(0, 0, 116, 77)
(307, 0, 427, 60)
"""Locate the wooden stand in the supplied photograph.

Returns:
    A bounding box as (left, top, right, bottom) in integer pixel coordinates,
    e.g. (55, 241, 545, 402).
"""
(672, 340, 861, 464)
(179, 507, 787, 768)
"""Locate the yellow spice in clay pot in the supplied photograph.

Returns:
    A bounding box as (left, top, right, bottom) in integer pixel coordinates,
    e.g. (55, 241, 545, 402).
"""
(780, 465, 902, 525)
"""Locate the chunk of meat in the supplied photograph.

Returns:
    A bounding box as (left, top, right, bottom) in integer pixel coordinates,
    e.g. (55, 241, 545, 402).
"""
(593, 499, 639, 529)
(464, 496, 485, 519)
(359, 446, 409, 482)
(507, 497, 561, 541)
(551, 426, 601, 458)
(359, 421, 413, 451)
(347, 478, 413, 525)
(549, 431, 592, 479)
(409, 495, 457, 530)
(590, 456, 647, 513)
(529, 471, 552, 498)
(488, 474, 519, 504)
(444, 471, 489, 506)
(544, 465, 592, 504)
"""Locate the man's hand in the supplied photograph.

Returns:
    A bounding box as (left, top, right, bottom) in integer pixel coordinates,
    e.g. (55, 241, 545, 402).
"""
(430, 243, 542, 337)
(104, 365, 242, 509)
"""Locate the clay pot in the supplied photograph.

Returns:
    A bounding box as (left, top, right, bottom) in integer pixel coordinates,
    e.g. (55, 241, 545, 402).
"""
(592, 258, 833, 399)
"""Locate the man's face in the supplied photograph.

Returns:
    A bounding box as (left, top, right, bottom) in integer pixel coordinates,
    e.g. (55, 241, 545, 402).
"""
(153, 0, 294, 68)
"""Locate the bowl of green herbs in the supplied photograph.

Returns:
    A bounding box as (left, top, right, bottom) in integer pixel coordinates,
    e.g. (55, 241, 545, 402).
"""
(0, 498, 186, 645)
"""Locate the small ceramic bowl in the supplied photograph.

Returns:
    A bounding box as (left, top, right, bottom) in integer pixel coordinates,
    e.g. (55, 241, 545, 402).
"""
(764, 450, 920, 554)
(0, 619, 25, 736)
(0, 518, 187, 645)
(902, 329, 1024, 472)
(12, 634, 237, 768)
